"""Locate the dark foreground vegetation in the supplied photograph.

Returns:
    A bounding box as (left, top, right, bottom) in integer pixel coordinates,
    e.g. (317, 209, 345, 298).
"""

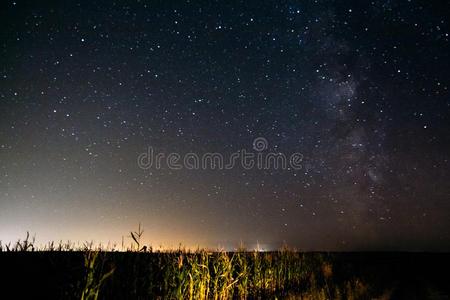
(0, 236, 449, 299)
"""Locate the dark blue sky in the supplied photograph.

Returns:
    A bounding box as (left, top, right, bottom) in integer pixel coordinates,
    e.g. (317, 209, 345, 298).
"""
(0, 0, 449, 250)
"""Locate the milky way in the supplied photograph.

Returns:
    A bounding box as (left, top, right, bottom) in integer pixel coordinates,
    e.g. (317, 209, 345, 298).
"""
(0, 1, 449, 250)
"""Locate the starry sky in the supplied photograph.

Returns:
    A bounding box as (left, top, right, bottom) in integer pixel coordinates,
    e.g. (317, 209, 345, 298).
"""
(1, 0, 449, 251)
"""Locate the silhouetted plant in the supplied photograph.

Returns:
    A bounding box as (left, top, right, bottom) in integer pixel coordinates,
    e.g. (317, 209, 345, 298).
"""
(130, 222, 144, 251)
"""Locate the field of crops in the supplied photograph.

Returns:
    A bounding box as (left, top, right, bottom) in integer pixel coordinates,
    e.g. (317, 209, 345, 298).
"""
(1, 233, 449, 299)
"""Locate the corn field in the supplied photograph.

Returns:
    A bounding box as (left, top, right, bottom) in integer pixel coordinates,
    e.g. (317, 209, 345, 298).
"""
(1, 232, 448, 299)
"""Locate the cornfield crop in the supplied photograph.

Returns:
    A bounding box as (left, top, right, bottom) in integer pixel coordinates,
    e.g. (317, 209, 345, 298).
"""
(4, 229, 442, 299)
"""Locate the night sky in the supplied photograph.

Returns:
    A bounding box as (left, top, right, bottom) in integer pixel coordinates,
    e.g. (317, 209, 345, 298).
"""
(1, 0, 449, 251)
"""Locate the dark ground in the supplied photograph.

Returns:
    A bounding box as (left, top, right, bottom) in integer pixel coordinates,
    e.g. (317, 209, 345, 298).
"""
(330, 253, 450, 299)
